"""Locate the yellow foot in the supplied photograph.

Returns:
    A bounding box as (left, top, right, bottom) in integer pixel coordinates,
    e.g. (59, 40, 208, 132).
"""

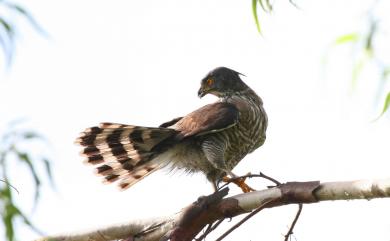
(222, 176, 255, 193)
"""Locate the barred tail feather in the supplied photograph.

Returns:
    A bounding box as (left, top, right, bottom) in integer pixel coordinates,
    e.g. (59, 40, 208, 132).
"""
(75, 122, 177, 190)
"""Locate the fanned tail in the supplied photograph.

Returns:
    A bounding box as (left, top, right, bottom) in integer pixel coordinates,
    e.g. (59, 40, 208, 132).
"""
(75, 122, 177, 190)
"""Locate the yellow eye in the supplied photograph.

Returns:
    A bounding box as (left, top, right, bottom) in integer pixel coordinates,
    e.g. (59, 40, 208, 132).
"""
(206, 79, 214, 86)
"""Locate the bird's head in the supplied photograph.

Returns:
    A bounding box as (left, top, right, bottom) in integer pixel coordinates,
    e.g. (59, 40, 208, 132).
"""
(198, 67, 247, 98)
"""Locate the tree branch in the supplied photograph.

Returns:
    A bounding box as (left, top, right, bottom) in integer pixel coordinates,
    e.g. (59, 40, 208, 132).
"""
(35, 178, 390, 241)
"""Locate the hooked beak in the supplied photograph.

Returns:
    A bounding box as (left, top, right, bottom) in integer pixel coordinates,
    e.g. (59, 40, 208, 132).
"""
(198, 87, 207, 98)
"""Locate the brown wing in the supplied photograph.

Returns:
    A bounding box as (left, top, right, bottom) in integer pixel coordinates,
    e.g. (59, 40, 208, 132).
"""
(159, 117, 183, 128)
(174, 102, 239, 139)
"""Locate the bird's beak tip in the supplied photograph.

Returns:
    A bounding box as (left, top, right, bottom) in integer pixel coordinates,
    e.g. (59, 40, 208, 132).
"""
(198, 89, 205, 98)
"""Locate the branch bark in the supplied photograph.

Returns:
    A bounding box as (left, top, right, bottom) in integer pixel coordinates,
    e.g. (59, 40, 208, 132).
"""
(35, 178, 390, 241)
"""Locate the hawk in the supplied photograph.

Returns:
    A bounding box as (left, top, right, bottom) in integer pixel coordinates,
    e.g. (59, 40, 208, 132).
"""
(75, 67, 267, 192)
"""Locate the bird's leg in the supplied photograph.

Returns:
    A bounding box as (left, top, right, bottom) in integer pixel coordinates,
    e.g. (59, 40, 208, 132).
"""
(211, 181, 219, 192)
(222, 171, 255, 193)
(207, 171, 221, 193)
(202, 141, 254, 193)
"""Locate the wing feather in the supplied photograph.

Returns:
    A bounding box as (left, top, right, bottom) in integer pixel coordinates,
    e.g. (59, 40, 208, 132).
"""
(159, 117, 183, 128)
(174, 102, 239, 139)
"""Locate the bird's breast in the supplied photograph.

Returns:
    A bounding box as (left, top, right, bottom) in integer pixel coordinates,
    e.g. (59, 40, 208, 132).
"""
(223, 94, 267, 165)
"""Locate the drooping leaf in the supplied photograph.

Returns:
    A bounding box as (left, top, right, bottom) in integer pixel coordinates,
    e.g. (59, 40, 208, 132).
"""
(43, 158, 55, 187)
(23, 131, 42, 140)
(252, 0, 261, 33)
(289, 0, 300, 9)
(265, 0, 273, 11)
(13, 204, 43, 235)
(3, 2, 47, 36)
(351, 56, 366, 88)
(2, 200, 43, 240)
(0, 33, 8, 56)
(258, 0, 267, 12)
(0, 1, 46, 67)
(373, 92, 390, 121)
(365, 20, 376, 53)
(2, 191, 16, 241)
(381, 92, 390, 115)
(15, 151, 41, 203)
(3, 205, 15, 241)
(382, 67, 390, 80)
(1, 120, 53, 241)
(0, 17, 13, 33)
(0, 16, 13, 60)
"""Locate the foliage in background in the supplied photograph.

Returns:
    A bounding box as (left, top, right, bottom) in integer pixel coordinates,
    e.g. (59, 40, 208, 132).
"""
(0, 0, 44, 66)
(251, 0, 390, 118)
(251, 0, 298, 33)
(1, 1, 50, 241)
(0, 121, 54, 241)
(332, 1, 390, 118)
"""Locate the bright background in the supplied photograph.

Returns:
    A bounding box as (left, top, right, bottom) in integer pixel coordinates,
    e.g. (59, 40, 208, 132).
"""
(1, 0, 389, 240)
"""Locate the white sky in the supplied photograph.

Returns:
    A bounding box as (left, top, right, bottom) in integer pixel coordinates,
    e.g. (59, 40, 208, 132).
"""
(1, 0, 390, 240)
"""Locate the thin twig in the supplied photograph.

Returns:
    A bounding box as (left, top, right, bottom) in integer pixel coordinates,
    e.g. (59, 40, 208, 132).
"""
(214, 199, 275, 241)
(195, 219, 224, 241)
(284, 204, 303, 241)
(258, 172, 282, 186)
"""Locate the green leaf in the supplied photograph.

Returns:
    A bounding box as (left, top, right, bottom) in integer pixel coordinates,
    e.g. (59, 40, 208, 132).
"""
(265, 0, 273, 11)
(334, 33, 360, 45)
(0, 16, 14, 64)
(3, 199, 17, 241)
(258, 0, 272, 12)
(23, 131, 42, 139)
(4, 2, 47, 36)
(3, 208, 15, 241)
(15, 152, 41, 203)
(16, 206, 44, 235)
(365, 20, 376, 53)
(258, 0, 266, 12)
(0, 17, 14, 43)
(43, 158, 55, 187)
(0, 17, 12, 33)
(289, 0, 300, 9)
(351, 56, 366, 88)
(373, 92, 390, 121)
(252, 0, 261, 33)
(2, 201, 43, 239)
(382, 67, 390, 80)
(0, 2, 47, 66)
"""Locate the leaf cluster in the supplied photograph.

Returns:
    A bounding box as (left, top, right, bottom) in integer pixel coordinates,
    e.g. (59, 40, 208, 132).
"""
(334, 15, 390, 118)
(0, 121, 53, 241)
(0, 0, 44, 66)
(252, 0, 389, 118)
(252, 0, 298, 33)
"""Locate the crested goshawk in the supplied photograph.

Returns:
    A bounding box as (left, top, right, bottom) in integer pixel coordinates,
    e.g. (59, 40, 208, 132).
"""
(76, 67, 267, 192)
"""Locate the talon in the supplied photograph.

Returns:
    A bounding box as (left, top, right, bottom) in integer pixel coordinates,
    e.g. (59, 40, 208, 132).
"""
(222, 176, 255, 193)
(222, 176, 230, 182)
